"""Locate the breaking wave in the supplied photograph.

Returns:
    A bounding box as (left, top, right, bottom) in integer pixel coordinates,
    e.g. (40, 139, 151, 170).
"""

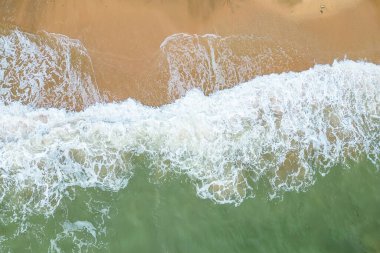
(0, 61, 379, 217)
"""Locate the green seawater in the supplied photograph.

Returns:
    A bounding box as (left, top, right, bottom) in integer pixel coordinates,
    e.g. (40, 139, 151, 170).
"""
(2, 161, 379, 253)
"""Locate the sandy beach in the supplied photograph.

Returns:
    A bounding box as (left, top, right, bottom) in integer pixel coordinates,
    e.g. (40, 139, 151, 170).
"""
(1, 0, 380, 105)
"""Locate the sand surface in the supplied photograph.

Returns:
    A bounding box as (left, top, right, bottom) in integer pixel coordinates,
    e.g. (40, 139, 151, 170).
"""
(1, 0, 380, 105)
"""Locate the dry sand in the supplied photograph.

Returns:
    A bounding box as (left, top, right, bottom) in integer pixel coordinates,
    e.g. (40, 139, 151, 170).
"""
(1, 0, 380, 105)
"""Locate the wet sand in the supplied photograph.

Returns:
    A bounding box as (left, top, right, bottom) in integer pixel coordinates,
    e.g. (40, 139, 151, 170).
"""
(1, 0, 380, 106)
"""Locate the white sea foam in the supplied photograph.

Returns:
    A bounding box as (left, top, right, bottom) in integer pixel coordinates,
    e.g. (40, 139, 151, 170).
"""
(161, 33, 305, 98)
(49, 220, 99, 253)
(0, 61, 378, 228)
(0, 26, 104, 110)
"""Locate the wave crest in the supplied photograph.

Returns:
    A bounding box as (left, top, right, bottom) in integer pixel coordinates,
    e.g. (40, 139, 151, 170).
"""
(0, 60, 378, 214)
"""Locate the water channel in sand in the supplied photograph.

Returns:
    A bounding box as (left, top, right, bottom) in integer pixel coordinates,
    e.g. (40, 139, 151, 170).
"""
(1, 0, 380, 106)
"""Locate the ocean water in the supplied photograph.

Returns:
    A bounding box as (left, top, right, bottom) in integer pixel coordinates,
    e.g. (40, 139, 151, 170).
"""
(0, 27, 379, 253)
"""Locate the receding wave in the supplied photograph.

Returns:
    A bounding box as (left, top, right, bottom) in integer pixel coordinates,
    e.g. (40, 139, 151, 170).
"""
(0, 26, 104, 110)
(161, 33, 306, 98)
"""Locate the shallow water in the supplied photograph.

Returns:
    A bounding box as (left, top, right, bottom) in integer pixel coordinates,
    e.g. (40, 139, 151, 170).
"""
(1, 161, 380, 252)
